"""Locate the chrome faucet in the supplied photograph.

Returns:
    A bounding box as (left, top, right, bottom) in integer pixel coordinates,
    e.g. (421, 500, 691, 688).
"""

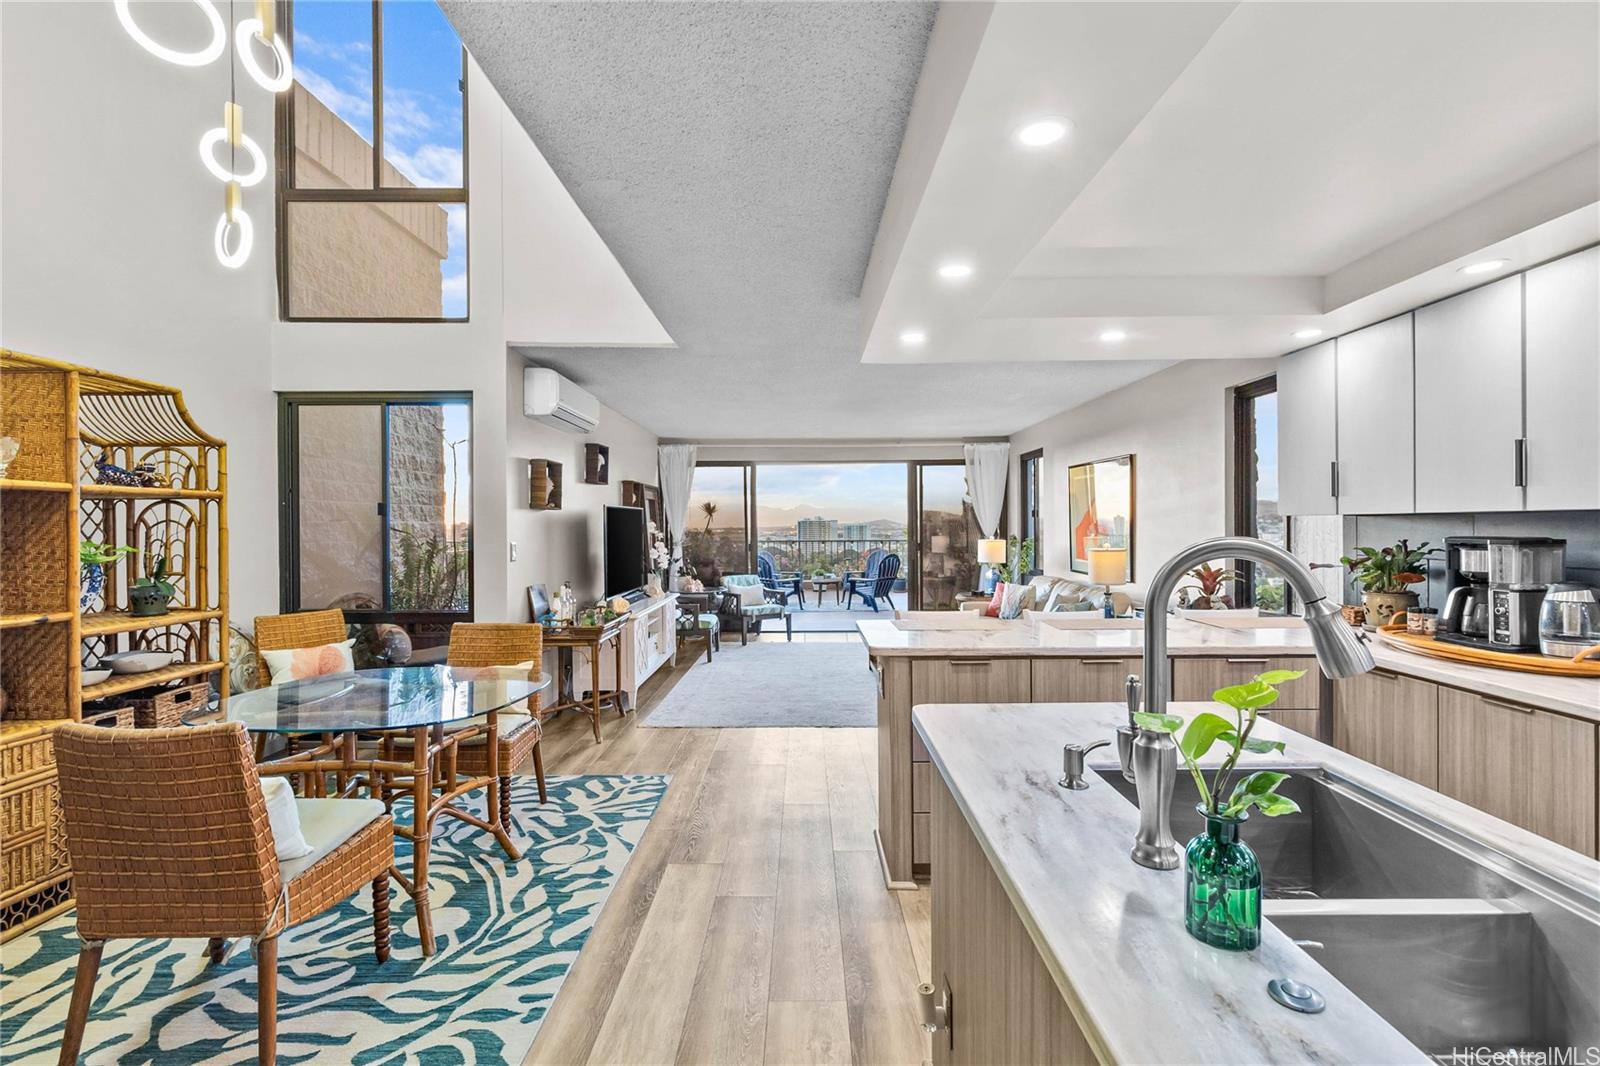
(1060, 739, 1110, 790)
(1130, 537, 1375, 870)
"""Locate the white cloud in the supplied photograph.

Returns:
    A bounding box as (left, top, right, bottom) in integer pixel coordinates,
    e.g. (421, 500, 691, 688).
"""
(381, 89, 438, 145)
(296, 65, 372, 127)
(441, 270, 467, 317)
(389, 144, 462, 188)
(294, 30, 370, 67)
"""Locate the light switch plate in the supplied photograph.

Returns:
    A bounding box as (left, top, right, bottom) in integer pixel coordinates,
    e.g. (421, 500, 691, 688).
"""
(509, 541, 518, 562)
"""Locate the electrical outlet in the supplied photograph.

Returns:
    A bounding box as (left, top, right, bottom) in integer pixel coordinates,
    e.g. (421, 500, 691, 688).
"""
(509, 541, 518, 562)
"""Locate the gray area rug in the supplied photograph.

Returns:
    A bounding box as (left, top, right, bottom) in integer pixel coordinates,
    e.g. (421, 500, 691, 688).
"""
(643, 642, 877, 728)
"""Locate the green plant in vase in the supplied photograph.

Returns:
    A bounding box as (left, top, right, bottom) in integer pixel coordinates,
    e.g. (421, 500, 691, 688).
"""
(1135, 669, 1306, 952)
(129, 555, 177, 617)
(79, 541, 137, 611)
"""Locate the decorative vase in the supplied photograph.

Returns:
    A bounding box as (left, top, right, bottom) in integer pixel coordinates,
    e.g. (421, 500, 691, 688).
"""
(1362, 589, 1418, 630)
(1184, 806, 1261, 952)
(80, 563, 104, 611)
(128, 584, 170, 617)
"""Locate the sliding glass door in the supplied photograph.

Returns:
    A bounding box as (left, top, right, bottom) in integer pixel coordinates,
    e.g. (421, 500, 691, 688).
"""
(683, 463, 753, 586)
(912, 462, 983, 610)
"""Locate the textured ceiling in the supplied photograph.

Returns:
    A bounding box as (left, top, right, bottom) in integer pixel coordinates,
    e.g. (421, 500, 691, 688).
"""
(442, 2, 1171, 439)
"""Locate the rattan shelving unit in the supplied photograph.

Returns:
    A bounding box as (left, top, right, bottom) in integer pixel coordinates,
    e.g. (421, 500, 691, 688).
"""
(0, 349, 228, 939)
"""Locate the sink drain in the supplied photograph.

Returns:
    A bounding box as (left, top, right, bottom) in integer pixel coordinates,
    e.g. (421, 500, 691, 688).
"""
(1268, 977, 1326, 1014)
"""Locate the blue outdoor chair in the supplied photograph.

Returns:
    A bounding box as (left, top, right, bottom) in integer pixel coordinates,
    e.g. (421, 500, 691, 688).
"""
(757, 551, 805, 609)
(843, 552, 901, 612)
(841, 548, 886, 593)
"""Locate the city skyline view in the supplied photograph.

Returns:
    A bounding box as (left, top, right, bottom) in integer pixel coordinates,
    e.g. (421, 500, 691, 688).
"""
(690, 463, 913, 531)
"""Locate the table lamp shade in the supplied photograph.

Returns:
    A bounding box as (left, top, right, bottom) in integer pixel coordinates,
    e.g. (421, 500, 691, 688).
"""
(977, 539, 1008, 564)
(1088, 546, 1128, 585)
(930, 534, 951, 555)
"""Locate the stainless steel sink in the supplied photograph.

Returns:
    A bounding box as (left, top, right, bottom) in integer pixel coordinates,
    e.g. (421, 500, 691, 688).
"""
(1093, 764, 1600, 1059)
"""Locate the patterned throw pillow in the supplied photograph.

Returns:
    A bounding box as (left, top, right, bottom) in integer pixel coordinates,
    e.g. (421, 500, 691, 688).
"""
(998, 583, 1032, 620)
(261, 638, 356, 685)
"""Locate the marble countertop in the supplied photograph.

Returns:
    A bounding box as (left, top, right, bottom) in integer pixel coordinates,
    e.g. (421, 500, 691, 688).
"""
(913, 700, 1600, 1066)
(858, 614, 1600, 721)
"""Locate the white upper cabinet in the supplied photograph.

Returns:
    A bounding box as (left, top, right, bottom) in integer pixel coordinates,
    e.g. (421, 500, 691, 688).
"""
(1414, 277, 1524, 513)
(1277, 340, 1338, 515)
(1524, 247, 1600, 510)
(1336, 315, 1415, 515)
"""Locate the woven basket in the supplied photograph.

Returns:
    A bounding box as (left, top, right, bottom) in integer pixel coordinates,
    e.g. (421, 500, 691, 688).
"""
(127, 681, 209, 729)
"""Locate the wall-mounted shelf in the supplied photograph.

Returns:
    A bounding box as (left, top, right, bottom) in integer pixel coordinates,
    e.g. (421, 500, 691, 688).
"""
(529, 459, 563, 510)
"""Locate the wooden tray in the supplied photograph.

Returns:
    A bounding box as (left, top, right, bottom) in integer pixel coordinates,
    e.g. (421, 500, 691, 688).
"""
(1376, 621, 1600, 678)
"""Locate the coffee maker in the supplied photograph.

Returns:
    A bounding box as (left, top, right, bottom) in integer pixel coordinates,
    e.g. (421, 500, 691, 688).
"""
(1439, 536, 1566, 652)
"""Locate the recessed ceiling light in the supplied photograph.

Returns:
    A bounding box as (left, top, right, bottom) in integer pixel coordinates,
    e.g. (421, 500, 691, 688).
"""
(1015, 119, 1069, 147)
(1459, 258, 1509, 275)
(1292, 328, 1324, 340)
(1099, 329, 1127, 343)
(937, 262, 974, 281)
(899, 329, 927, 346)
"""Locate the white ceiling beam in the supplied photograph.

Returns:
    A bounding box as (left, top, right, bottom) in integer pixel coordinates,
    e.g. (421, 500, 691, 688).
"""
(982, 275, 1321, 318)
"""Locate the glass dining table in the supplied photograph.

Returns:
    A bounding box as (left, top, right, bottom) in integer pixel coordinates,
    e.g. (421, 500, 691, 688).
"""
(185, 664, 550, 956)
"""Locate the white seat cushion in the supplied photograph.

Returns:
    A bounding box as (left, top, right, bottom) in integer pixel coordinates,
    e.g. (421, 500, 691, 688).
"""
(279, 797, 387, 885)
(441, 708, 535, 734)
(260, 776, 313, 862)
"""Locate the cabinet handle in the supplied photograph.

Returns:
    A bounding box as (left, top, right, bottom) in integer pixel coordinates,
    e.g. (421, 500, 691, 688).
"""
(1330, 460, 1339, 499)
(1225, 658, 1270, 665)
(1513, 438, 1527, 488)
(1482, 697, 1534, 715)
(1082, 658, 1125, 666)
(949, 659, 990, 667)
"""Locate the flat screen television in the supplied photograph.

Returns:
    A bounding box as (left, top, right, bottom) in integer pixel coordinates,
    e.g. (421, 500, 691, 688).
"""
(603, 505, 648, 600)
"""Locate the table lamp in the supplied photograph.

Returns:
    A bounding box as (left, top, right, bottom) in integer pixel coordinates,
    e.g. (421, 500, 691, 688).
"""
(978, 538, 1007, 593)
(1088, 545, 1128, 618)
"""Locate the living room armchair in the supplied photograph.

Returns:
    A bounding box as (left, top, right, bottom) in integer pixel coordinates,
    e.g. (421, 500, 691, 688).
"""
(757, 551, 805, 609)
(721, 574, 795, 643)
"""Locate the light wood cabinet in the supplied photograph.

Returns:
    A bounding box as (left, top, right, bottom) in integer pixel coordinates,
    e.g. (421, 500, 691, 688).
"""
(911, 658, 1032, 707)
(1278, 339, 1338, 516)
(931, 772, 1095, 1065)
(1332, 669, 1439, 788)
(1335, 315, 1414, 515)
(874, 657, 915, 885)
(1171, 656, 1319, 708)
(1437, 689, 1597, 857)
(1524, 246, 1600, 511)
(1414, 277, 1524, 512)
(1031, 656, 1144, 703)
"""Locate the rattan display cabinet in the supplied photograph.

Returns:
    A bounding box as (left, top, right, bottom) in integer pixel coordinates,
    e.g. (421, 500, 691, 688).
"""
(0, 349, 228, 939)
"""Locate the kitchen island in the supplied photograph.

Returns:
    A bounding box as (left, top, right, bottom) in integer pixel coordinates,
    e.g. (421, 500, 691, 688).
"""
(914, 700, 1600, 1064)
(858, 613, 1600, 882)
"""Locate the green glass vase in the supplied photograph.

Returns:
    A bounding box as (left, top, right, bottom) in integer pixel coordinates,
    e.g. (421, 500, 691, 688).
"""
(1184, 805, 1261, 951)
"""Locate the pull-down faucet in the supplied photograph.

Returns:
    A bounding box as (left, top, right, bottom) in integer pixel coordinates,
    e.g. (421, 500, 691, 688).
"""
(1129, 537, 1375, 870)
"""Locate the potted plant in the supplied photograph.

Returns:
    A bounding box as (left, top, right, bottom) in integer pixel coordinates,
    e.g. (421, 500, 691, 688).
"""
(129, 555, 176, 617)
(1340, 539, 1435, 630)
(997, 536, 1035, 586)
(1136, 669, 1305, 952)
(1178, 562, 1240, 610)
(79, 541, 136, 611)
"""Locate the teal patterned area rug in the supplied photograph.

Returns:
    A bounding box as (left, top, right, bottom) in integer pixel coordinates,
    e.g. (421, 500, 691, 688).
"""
(0, 774, 667, 1065)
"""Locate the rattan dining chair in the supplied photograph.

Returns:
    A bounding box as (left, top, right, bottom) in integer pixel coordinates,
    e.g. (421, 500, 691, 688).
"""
(52, 722, 394, 1066)
(252, 608, 349, 683)
(446, 623, 549, 826)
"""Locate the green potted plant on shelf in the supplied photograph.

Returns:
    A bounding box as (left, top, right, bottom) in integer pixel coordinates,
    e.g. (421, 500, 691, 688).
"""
(129, 555, 176, 617)
(1135, 669, 1306, 952)
(80, 541, 136, 611)
(1340, 539, 1435, 630)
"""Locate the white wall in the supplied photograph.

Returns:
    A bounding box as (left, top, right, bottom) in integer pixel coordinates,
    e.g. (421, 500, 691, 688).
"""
(1007, 359, 1273, 588)
(504, 354, 659, 619)
(0, 2, 668, 627)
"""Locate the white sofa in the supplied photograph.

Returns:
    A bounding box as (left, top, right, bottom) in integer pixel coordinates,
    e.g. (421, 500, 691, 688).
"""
(959, 573, 1145, 616)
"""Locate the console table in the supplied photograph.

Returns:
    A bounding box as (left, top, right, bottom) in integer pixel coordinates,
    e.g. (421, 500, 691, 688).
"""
(542, 619, 629, 742)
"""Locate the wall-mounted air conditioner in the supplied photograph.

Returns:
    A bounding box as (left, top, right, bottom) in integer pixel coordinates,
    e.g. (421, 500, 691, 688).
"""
(523, 367, 598, 434)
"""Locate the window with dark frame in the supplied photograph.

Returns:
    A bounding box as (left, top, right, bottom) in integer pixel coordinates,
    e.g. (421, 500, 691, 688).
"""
(1019, 448, 1043, 571)
(1232, 375, 1288, 612)
(275, 0, 468, 321)
(279, 393, 473, 641)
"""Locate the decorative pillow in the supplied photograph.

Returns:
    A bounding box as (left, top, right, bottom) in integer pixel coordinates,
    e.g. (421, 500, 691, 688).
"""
(983, 582, 1007, 618)
(998, 583, 1032, 620)
(734, 583, 768, 610)
(262, 638, 355, 685)
(259, 776, 313, 861)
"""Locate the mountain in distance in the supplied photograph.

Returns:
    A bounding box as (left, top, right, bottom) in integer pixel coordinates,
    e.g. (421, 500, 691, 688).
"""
(755, 502, 908, 528)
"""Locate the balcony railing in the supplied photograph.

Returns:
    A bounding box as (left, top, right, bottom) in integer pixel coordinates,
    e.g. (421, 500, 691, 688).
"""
(756, 537, 908, 577)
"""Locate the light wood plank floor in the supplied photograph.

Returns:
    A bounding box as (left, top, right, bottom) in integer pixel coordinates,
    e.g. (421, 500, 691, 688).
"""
(520, 632, 931, 1066)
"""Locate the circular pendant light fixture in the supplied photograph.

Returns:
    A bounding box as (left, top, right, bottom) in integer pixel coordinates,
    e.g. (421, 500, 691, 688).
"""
(198, 126, 267, 186)
(114, 0, 227, 67)
(214, 207, 254, 270)
(234, 16, 292, 93)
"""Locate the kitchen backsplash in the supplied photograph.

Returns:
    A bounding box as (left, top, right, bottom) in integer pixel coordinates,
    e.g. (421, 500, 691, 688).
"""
(1342, 511, 1600, 609)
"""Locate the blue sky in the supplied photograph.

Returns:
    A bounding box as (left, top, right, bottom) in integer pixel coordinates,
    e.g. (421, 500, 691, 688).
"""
(294, 0, 467, 315)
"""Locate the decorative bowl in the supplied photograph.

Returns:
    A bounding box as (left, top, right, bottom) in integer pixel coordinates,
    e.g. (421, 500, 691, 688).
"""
(81, 668, 112, 687)
(102, 650, 177, 674)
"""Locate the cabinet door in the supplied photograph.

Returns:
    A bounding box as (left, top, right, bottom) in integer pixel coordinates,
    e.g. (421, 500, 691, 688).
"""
(1414, 277, 1524, 512)
(1335, 315, 1414, 514)
(1030, 656, 1144, 703)
(1171, 656, 1320, 709)
(1278, 339, 1338, 515)
(1525, 247, 1600, 510)
(910, 658, 1031, 706)
(1331, 669, 1439, 787)
(1437, 689, 1597, 857)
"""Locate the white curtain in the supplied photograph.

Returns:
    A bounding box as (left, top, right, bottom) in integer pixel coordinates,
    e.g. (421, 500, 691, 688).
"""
(963, 442, 1010, 539)
(657, 444, 698, 590)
